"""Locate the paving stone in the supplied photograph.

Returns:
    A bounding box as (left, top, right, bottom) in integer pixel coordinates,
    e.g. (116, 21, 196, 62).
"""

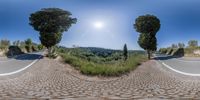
(0, 58, 199, 99)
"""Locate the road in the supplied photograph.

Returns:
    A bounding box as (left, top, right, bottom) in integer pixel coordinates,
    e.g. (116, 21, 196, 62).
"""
(155, 53, 200, 76)
(0, 52, 200, 99)
(0, 52, 43, 75)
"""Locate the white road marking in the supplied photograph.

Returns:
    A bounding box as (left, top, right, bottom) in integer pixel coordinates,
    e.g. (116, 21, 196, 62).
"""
(0, 51, 43, 63)
(0, 55, 42, 76)
(160, 60, 200, 76)
(154, 54, 200, 76)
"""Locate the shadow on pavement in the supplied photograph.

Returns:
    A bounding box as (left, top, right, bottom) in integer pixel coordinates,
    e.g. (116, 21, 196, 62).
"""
(14, 54, 43, 60)
(153, 54, 182, 61)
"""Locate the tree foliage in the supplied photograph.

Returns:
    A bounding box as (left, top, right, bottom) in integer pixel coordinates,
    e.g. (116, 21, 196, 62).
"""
(37, 44, 44, 50)
(134, 14, 160, 36)
(25, 38, 32, 46)
(188, 40, 198, 48)
(25, 38, 32, 52)
(0, 39, 10, 49)
(29, 8, 77, 55)
(123, 44, 128, 61)
(171, 44, 178, 48)
(138, 33, 157, 51)
(13, 40, 20, 46)
(134, 14, 160, 59)
(178, 43, 185, 48)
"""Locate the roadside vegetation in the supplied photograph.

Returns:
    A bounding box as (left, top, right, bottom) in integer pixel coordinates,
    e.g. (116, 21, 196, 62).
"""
(0, 39, 44, 57)
(159, 40, 200, 57)
(57, 46, 147, 76)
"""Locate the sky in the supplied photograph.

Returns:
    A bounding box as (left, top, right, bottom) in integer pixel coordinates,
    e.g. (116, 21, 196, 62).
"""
(0, 0, 200, 50)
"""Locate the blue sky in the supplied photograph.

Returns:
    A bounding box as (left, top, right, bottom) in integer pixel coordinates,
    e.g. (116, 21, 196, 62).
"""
(0, 0, 200, 50)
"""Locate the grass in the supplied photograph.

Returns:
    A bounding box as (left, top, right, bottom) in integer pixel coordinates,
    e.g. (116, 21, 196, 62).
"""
(60, 53, 147, 76)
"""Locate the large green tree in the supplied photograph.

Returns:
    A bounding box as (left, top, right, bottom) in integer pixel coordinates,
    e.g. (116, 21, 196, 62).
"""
(29, 8, 77, 55)
(134, 14, 160, 59)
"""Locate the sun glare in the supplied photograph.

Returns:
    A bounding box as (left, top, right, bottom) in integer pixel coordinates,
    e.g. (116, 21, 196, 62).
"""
(94, 21, 104, 29)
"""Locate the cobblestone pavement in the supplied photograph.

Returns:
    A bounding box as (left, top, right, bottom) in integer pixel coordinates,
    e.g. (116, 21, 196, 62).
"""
(0, 58, 200, 99)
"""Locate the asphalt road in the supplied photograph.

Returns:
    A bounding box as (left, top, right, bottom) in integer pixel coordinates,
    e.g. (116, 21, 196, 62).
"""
(155, 53, 200, 75)
(0, 52, 43, 75)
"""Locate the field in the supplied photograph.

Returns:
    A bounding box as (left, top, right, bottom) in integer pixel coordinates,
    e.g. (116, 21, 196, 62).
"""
(57, 47, 147, 76)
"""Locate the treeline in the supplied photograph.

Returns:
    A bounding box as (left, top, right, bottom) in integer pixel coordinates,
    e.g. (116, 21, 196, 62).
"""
(57, 44, 140, 63)
(169, 40, 198, 49)
(159, 40, 199, 56)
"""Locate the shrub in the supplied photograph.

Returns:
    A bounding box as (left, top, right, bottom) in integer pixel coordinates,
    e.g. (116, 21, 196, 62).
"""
(166, 48, 173, 55)
(6, 46, 24, 56)
(0, 39, 10, 50)
(159, 48, 168, 54)
(25, 45, 32, 52)
(60, 53, 147, 76)
(37, 44, 44, 50)
(32, 45, 38, 52)
(171, 48, 184, 57)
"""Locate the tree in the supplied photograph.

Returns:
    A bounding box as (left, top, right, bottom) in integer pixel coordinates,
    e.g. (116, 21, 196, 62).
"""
(13, 40, 20, 46)
(19, 41, 26, 48)
(29, 8, 77, 55)
(178, 43, 185, 48)
(0, 39, 10, 49)
(25, 38, 32, 52)
(134, 14, 160, 59)
(37, 44, 44, 50)
(25, 38, 32, 46)
(188, 40, 198, 48)
(123, 44, 128, 61)
(171, 44, 178, 48)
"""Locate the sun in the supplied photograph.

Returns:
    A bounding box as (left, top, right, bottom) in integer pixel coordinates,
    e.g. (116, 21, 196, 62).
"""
(94, 21, 104, 29)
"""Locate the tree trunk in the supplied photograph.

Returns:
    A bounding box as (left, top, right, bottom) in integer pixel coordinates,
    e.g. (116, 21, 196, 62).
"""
(147, 50, 151, 60)
(47, 47, 52, 56)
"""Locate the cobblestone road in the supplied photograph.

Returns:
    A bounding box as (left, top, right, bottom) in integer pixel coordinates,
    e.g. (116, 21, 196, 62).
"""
(0, 58, 200, 99)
